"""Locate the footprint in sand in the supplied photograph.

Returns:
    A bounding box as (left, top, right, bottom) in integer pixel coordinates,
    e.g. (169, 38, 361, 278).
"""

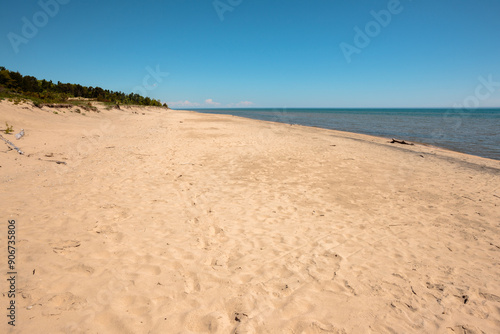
(479, 292, 500, 302)
(51, 240, 81, 253)
(211, 253, 229, 270)
(90, 222, 124, 242)
(37, 292, 86, 316)
(183, 274, 201, 293)
(139, 264, 162, 275)
(184, 310, 230, 333)
(305, 250, 342, 282)
(290, 319, 343, 334)
(68, 263, 95, 276)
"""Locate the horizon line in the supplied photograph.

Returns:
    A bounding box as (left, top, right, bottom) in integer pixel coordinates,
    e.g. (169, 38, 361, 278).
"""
(177, 106, 500, 110)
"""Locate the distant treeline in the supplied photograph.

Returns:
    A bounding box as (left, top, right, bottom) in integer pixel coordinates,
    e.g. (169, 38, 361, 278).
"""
(0, 66, 167, 108)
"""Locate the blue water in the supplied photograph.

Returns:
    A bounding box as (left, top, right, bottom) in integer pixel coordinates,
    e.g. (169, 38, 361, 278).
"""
(192, 108, 500, 160)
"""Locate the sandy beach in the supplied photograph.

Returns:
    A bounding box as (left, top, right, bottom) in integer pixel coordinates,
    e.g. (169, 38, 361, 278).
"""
(1, 100, 499, 333)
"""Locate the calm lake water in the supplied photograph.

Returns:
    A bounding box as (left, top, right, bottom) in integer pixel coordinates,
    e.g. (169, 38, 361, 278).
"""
(192, 108, 500, 161)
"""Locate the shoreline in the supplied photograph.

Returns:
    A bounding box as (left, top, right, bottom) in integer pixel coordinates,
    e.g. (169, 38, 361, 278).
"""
(184, 108, 500, 168)
(188, 108, 500, 162)
(1, 101, 499, 333)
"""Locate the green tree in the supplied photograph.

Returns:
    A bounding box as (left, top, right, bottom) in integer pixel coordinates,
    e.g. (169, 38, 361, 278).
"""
(0, 67, 171, 108)
(0, 69, 14, 88)
(21, 75, 40, 92)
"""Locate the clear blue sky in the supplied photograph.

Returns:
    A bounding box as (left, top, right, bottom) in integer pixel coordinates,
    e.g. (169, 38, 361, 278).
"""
(1, 0, 500, 108)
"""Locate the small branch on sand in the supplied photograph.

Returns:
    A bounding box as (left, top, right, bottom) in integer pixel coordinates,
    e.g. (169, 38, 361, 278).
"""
(390, 138, 414, 145)
(38, 158, 67, 165)
(0, 134, 24, 155)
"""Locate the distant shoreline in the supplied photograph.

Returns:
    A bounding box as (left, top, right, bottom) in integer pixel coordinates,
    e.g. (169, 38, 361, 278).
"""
(187, 107, 500, 161)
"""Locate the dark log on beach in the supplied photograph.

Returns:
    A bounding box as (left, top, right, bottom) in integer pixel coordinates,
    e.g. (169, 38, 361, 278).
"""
(390, 138, 414, 145)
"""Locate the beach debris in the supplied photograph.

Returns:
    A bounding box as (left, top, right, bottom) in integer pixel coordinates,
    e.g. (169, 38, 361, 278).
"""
(0, 134, 24, 155)
(38, 158, 67, 165)
(234, 312, 248, 322)
(15, 128, 25, 140)
(490, 242, 500, 250)
(390, 138, 414, 145)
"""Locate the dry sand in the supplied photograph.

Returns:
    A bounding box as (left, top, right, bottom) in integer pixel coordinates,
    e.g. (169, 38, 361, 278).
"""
(1, 100, 499, 333)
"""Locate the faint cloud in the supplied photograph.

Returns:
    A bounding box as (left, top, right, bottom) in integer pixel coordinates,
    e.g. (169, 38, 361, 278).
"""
(205, 98, 221, 106)
(236, 101, 253, 107)
(168, 100, 201, 107)
(226, 101, 254, 107)
(169, 99, 254, 108)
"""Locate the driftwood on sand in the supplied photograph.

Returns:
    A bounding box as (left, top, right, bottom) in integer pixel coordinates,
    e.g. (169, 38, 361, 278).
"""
(0, 134, 24, 155)
(390, 138, 414, 145)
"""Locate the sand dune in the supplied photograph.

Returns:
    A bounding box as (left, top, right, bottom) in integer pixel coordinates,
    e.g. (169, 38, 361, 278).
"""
(1, 100, 499, 333)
